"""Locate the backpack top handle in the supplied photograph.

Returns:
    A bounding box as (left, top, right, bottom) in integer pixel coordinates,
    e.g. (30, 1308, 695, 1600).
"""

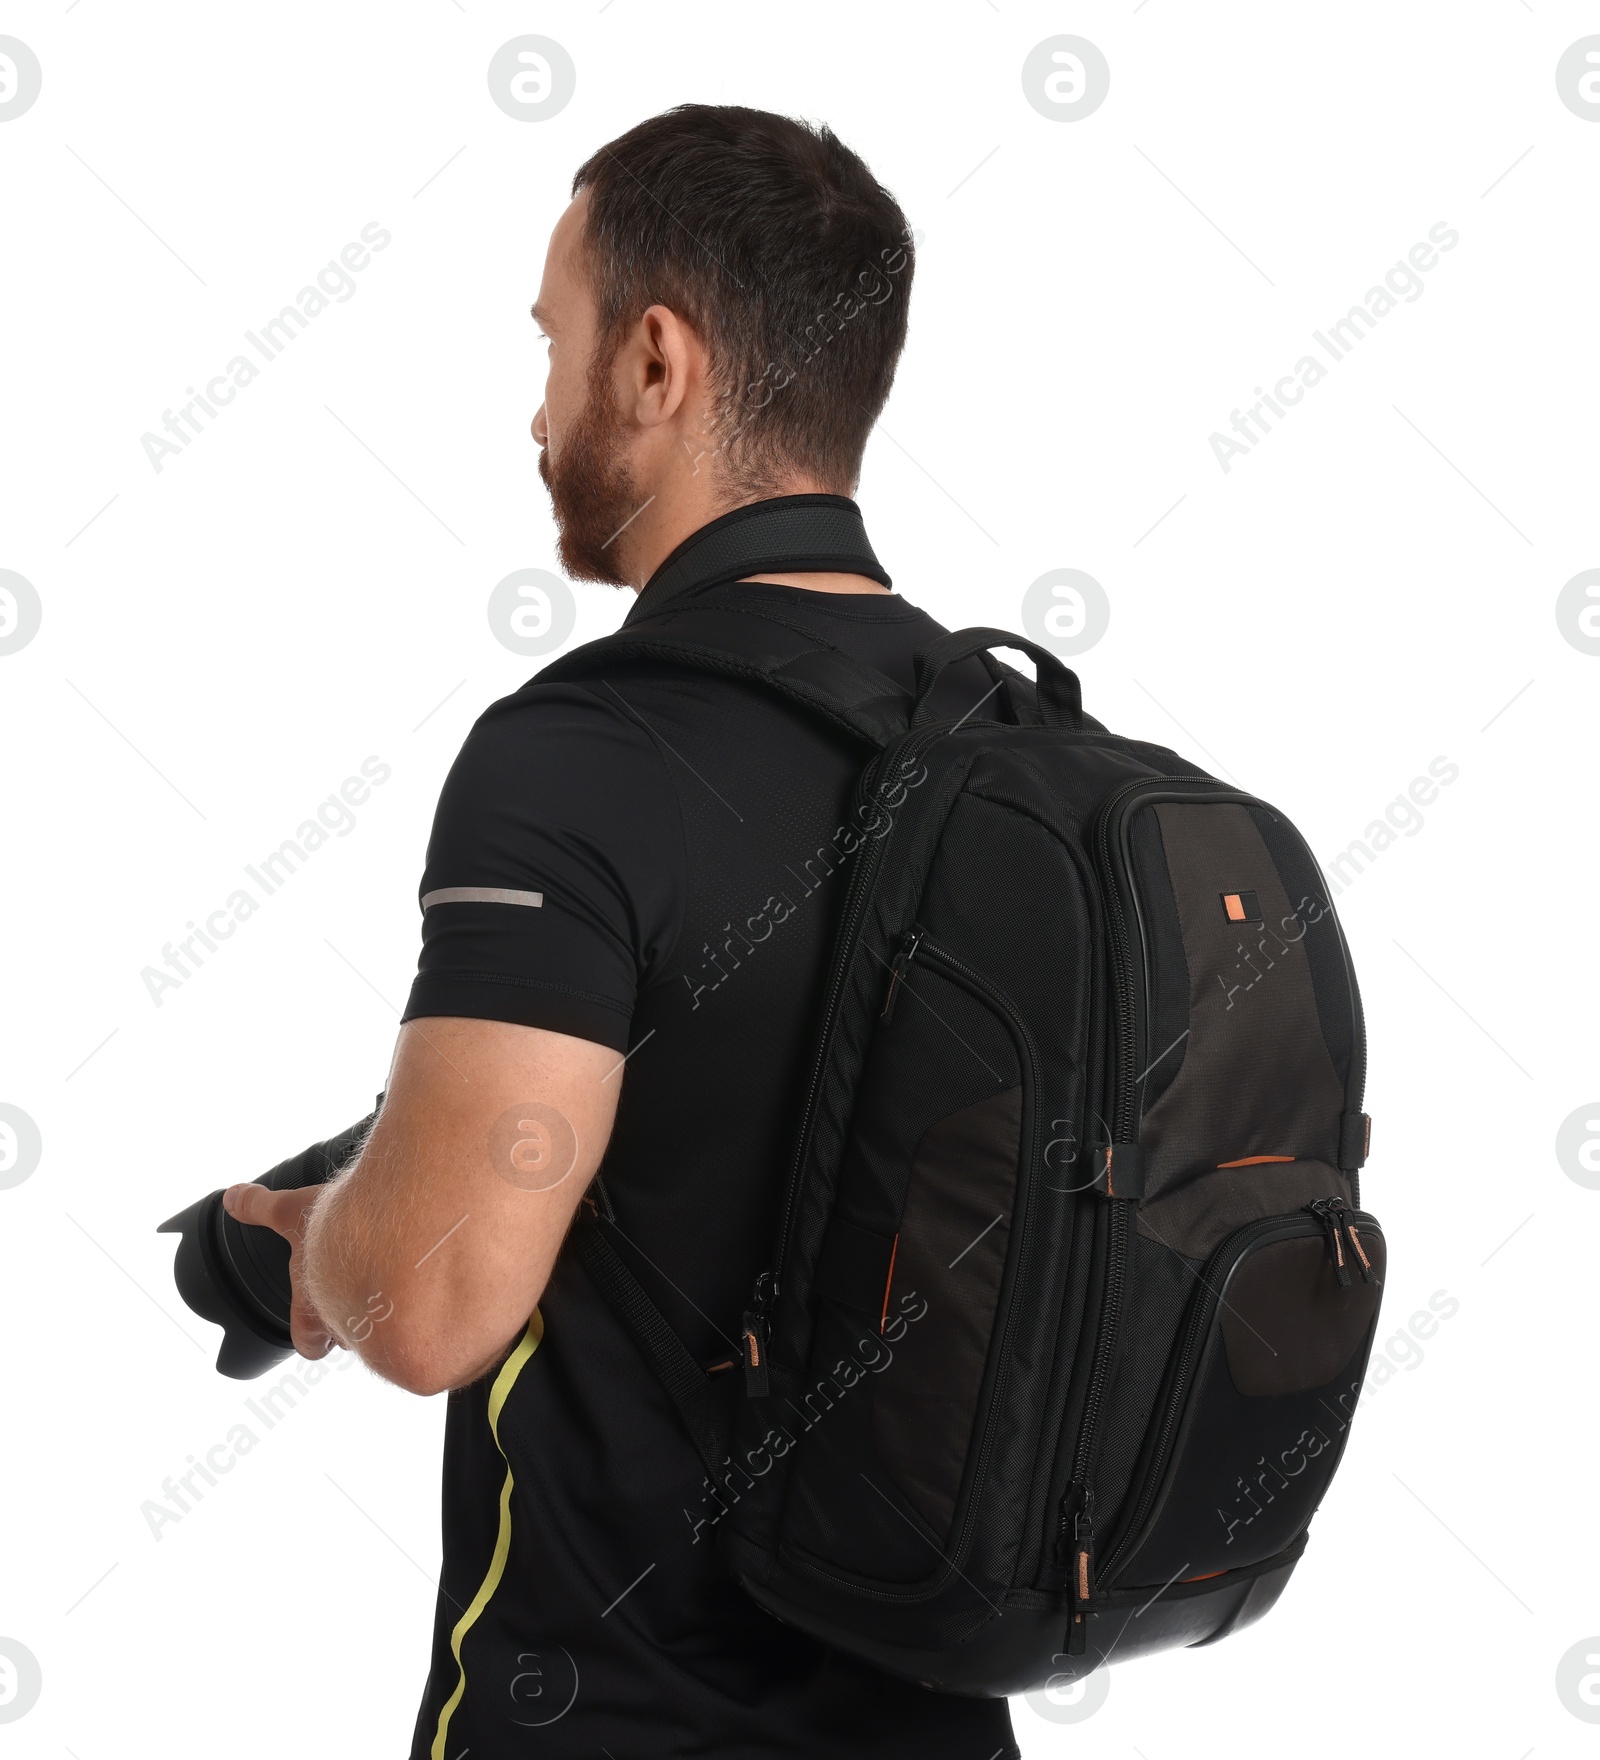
(910, 627, 1084, 730)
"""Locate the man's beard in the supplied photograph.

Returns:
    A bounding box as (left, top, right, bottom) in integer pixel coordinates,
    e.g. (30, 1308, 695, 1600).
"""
(538, 356, 646, 587)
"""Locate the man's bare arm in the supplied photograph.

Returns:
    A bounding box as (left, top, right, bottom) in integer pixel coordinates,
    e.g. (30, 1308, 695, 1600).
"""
(225, 1016, 621, 1395)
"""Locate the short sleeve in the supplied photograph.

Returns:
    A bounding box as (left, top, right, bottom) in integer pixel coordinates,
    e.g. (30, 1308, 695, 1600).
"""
(400, 682, 684, 1052)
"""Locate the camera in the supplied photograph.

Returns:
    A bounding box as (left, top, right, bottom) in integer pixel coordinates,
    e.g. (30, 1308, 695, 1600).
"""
(158, 1100, 380, 1378)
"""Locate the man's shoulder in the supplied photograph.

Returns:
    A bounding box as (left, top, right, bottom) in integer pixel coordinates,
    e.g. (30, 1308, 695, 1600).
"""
(430, 675, 682, 839)
(466, 670, 671, 758)
(475, 642, 848, 748)
(446, 658, 824, 817)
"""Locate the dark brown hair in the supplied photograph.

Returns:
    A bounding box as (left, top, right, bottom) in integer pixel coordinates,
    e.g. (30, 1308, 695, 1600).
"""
(572, 105, 914, 493)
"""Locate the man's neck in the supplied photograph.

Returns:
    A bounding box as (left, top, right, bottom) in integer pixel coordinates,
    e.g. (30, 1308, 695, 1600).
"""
(734, 570, 891, 596)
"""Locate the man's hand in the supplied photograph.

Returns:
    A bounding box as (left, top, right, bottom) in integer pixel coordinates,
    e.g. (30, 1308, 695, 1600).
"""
(221, 1182, 337, 1361)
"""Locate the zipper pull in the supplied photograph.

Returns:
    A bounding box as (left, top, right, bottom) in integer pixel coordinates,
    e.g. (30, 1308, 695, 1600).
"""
(1057, 1483, 1097, 1603)
(741, 1271, 774, 1397)
(1327, 1196, 1376, 1284)
(880, 927, 924, 1022)
(1072, 1492, 1097, 1609)
(1342, 1212, 1376, 1284)
(1305, 1198, 1352, 1288)
(740, 1316, 768, 1397)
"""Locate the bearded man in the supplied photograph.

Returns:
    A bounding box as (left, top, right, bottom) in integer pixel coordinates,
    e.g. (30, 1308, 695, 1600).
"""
(224, 104, 1019, 1760)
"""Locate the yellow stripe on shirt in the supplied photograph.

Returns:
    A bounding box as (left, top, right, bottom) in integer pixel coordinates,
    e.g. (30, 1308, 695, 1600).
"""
(430, 1311, 544, 1760)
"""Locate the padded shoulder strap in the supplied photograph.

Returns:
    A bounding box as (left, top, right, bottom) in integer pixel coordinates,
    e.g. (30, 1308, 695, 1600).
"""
(537, 599, 913, 750)
(574, 1219, 732, 1481)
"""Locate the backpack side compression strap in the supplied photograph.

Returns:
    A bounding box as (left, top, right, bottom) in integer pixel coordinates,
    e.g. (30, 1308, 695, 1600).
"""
(573, 1220, 731, 1481)
(536, 602, 913, 750)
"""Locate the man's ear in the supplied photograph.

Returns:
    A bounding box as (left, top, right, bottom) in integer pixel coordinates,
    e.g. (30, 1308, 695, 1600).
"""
(625, 304, 703, 430)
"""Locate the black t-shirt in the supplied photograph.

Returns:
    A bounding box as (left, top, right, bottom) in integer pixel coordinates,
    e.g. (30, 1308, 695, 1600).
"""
(402, 578, 1020, 1759)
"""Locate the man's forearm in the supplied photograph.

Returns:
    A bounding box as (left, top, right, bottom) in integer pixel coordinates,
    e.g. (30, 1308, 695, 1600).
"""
(302, 1160, 403, 1363)
(300, 1133, 522, 1395)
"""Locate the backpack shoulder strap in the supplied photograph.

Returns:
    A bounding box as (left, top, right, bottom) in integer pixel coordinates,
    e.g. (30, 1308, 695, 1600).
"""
(539, 594, 1103, 741)
(573, 1218, 732, 1481)
(537, 596, 913, 750)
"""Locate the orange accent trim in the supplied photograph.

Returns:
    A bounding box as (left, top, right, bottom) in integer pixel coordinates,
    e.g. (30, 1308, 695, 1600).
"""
(743, 1327, 761, 1368)
(1103, 1146, 1115, 1198)
(1346, 1225, 1372, 1273)
(1077, 1550, 1091, 1601)
(1183, 1568, 1229, 1582)
(878, 1233, 900, 1335)
(1216, 1155, 1296, 1168)
(1223, 893, 1247, 922)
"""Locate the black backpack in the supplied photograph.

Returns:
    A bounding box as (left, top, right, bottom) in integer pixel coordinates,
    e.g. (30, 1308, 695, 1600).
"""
(548, 589, 1382, 1696)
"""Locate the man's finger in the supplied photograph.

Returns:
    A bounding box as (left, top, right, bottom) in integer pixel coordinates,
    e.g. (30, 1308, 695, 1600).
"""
(222, 1182, 300, 1238)
(222, 1183, 268, 1225)
(294, 1326, 335, 1361)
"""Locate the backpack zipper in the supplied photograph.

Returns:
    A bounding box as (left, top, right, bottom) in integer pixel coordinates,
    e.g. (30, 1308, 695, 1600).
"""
(1053, 776, 1151, 1613)
(1097, 779, 1148, 1134)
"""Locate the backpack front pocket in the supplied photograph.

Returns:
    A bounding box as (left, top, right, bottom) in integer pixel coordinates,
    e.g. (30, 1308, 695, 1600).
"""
(778, 933, 1036, 1592)
(1100, 1198, 1385, 1591)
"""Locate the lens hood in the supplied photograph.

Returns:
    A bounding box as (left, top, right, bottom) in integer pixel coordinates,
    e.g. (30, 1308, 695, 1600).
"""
(158, 1189, 295, 1379)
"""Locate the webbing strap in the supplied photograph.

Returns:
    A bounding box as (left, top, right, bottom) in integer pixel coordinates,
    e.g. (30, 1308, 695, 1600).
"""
(574, 1221, 730, 1480)
(627, 493, 890, 621)
(1338, 1109, 1371, 1171)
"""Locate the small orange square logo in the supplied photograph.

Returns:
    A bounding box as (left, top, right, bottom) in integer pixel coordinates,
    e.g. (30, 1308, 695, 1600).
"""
(1221, 890, 1262, 923)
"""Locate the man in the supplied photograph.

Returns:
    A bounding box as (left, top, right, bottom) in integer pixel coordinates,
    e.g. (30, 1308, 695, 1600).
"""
(224, 105, 1020, 1758)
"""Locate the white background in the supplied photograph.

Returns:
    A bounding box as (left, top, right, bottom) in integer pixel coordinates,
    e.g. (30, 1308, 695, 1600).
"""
(2, 3, 1597, 1755)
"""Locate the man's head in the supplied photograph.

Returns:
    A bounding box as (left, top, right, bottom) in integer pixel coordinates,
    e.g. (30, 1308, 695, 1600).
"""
(532, 105, 914, 585)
